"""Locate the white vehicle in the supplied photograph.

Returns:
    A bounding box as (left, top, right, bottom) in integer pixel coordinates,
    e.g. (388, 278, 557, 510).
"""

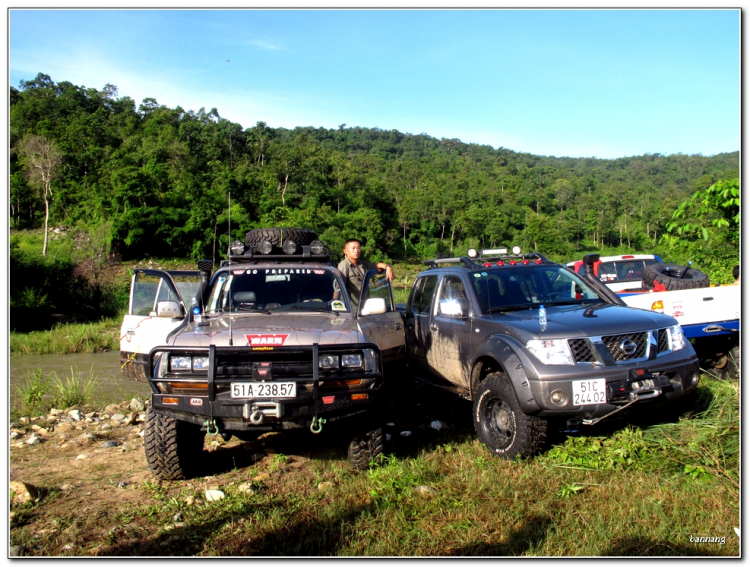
(566, 254, 664, 292)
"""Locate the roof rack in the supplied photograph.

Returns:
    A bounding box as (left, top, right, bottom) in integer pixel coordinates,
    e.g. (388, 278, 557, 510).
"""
(424, 257, 477, 269)
(476, 251, 552, 263)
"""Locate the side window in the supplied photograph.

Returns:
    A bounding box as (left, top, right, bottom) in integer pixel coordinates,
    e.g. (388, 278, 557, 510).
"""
(412, 275, 438, 315)
(437, 275, 468, 317)
(365, 272, 395, 311)
(598, 262, 617, 282)
(130, 273, 181, 316)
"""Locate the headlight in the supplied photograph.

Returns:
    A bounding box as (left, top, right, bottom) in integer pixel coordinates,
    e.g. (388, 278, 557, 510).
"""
(193, 357, 209, 371)
(526, 339, 575, 365)
(342, 354, 363, 368)
(667, 324, 686, 351)
(170, 356, 192, 371)
(319, 355, 340, 369)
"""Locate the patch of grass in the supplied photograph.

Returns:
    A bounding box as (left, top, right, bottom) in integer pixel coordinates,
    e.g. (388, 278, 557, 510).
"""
(50, 366, 102, 408)
(14, 369, 53, 415)
(10, 319, 121, 355)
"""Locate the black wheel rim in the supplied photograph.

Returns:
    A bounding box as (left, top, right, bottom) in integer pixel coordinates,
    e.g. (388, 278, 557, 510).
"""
(483, 397, 516, 450)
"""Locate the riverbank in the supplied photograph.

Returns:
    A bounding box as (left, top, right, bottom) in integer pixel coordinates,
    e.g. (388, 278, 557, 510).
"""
(9, 376, 739, 557)
(10, 319, 121, 356)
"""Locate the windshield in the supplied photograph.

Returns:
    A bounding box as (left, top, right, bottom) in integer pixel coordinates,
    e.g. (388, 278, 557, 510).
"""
(206, 267, 348, 314)
(472, 266, 603, 313)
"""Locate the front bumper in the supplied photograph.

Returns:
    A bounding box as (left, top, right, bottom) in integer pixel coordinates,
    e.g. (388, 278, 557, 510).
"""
(527, 349, 700, 419)
(147, 343, 383, 431)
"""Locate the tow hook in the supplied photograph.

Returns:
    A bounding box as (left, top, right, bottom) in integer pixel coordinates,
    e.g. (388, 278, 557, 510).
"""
(203, 419, 220, 436)
(582, 388, 663, 426)
(249, 407, 265, 425)
(310, 416, 326, 434)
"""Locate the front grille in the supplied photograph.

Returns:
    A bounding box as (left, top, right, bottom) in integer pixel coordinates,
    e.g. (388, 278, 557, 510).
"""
(657, 329, 670, 353)
(601, 332, 649, 362)
(568, 338, 596, 363)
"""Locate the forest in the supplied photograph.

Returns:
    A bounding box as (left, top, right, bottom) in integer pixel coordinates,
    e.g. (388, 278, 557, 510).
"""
(10, 73, 740, 330)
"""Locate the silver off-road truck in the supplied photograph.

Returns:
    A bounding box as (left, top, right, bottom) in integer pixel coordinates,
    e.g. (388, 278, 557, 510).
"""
(120, 228, 404, 479)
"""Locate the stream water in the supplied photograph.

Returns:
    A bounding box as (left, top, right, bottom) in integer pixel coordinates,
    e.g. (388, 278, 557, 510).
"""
(9, 351, 151, 406)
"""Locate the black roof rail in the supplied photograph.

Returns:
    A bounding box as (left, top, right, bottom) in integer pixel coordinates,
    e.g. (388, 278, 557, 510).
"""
(476, 251, 552, 263)
(424, 256, 477, 269)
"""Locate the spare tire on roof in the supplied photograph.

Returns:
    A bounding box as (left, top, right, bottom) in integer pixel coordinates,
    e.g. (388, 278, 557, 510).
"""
(642, 262, 710, 291)
(244, 227, 318, 249)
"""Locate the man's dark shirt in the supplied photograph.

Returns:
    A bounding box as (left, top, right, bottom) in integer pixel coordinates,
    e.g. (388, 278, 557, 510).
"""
(338, 258, 377, 308)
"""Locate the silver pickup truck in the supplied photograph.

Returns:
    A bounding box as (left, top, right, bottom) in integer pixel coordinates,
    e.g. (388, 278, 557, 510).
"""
(120, 228, 404, 479)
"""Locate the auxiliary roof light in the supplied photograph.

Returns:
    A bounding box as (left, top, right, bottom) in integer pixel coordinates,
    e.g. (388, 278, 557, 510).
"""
(496, 261, 505, 266)
(259, 240, 273, 254)
(310, 240, 325, 255)
(282, 240, 297, 254)
(230, 240, 245, 255)
(512, 246, 522, 255)
(483, 262, 492, 268)
(467, 248, 478, 259)
(522, 259, 530, 265)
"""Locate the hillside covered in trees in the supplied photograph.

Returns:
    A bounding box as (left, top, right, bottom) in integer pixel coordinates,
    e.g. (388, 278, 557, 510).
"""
(10, 73, 739, 267)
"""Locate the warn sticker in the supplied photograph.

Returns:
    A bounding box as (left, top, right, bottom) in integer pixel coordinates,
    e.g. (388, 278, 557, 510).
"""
(245, 334, 290, 346)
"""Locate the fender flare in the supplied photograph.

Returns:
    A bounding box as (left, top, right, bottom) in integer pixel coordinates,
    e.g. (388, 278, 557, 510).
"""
(471, 334, 542, 414)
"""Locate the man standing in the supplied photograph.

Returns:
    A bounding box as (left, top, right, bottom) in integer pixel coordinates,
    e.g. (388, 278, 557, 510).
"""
(337, 238, 393, 310)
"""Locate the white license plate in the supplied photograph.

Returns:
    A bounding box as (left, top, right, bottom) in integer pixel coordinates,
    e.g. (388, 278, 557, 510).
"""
(572, 379, 607, 405)
(230, 382, 296, 399)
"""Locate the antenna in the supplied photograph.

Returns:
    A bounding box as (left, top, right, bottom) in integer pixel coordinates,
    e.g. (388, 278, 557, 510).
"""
(228, 191, 233, 346)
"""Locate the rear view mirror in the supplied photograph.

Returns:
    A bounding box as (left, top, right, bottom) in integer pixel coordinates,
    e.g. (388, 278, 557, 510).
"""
(156, 301, 183, 319)
(361, 297, 387, 316)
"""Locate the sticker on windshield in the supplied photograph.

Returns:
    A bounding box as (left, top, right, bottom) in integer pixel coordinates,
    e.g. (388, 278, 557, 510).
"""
(313, 270, 325, 275)
(331, 300, 346, 311)
(482, 272, 488, 276)
(233, 270, 244, 275)
(474, 273, 481, 278)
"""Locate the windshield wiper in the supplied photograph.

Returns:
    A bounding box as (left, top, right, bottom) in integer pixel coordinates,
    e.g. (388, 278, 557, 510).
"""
(486, 305, 534, 313)
(543, 299, 600, 307)
(223, 306, 271, 314)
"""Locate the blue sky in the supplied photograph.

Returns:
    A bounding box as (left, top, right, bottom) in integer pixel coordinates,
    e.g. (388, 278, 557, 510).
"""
(9, 9, 740, 159)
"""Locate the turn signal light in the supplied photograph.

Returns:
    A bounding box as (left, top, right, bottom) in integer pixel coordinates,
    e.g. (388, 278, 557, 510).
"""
(651, 301, 664, 313)
(169, 382, 208, 390)
(351, 393, 369, 400)
(162, 397, 179, 404)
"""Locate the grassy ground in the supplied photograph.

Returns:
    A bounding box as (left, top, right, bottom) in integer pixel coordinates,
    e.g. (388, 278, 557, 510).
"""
(9, 375, 739, 557)
(10, 319, 122, 356)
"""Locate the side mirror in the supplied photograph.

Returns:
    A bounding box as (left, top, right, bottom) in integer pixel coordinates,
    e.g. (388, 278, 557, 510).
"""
(156, 301, 183, 319)
(360, 297, 387, 316)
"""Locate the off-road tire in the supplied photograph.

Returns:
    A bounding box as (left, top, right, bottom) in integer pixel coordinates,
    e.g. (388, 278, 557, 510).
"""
(716, 344, 740, 380)
(121, 359, 147, 382)
(347, 425, 385, 470)
(144, 409, 206, 480)
(244, 227, 318, 249)
(642, 263, 709, 291)
(473, 373, 547, 460)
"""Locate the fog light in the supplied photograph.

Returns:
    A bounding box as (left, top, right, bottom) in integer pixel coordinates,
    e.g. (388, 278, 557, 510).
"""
(282, 240, 297, 254)
(259, 240, 273, 254)
(691, 371, 700, 386)
(230, 240, 245, 255)
(550, 390, 568, 406)
(310, 240, 325, 255)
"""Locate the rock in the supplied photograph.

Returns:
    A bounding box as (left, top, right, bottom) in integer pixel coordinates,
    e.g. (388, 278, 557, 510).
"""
(205, 490, 225, 502)
(62, 544, 75, 551)
(317, 481, 334, 491)
(84, 418, 93, 423)
(68, 410, 82, 421)
(77, 433, 96, 444)
(184, 496, 195, 506)
(19, 417, 28, 424)
(49, 408, 63, 416)
(104, 404, 120, 413)
(172, 512, 183, 522)
(129, 398, 145, 412)
(123, 413, 136, 426)
(10, 481, 39, 504)
(237, 483, 256, 495)
(76, 454, 88, 460)
(9, 545, 24, 556)
(84, 412, 96, 419)
(415, 485, 436, 498)
(25, 434, 42, 445)
(101, 441, 121, 448)
(115, 481, 129, 488)
(10, 431, 19, 440)
(138, 430, 145, 437)
(111, 414, 126, 421)
(55, 422, 74, 433)
(12, 442, 25, 449)
(60, 484, 72, 491)
(137, 413, 146, 422)
(253, 473, 270, 482)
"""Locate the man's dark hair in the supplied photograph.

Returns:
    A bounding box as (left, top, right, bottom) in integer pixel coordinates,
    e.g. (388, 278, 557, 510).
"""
(344, 238, 361, 248)
(733, 265, 740, 280)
